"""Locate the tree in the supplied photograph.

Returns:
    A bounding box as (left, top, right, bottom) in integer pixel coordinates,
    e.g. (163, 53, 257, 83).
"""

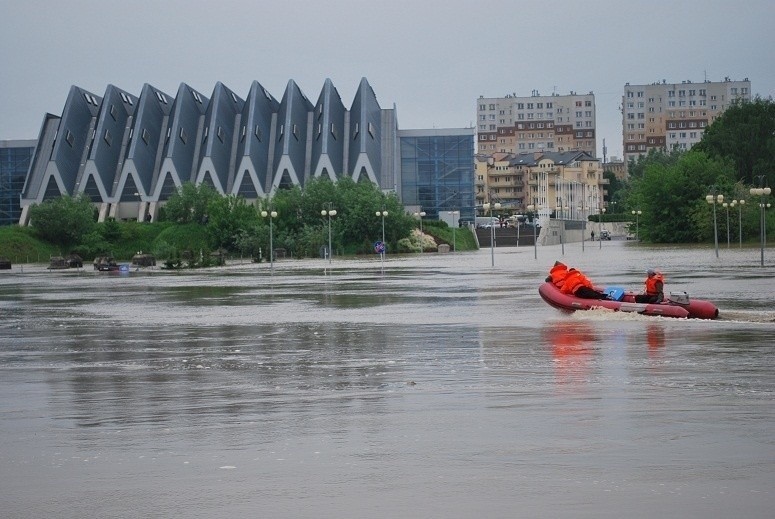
(206, 194, 258, 251)
(628, 150, 735, 243)
(695, 96, 775, 186)
(28, 194, 96, 251)
(162, 182, 219, 224)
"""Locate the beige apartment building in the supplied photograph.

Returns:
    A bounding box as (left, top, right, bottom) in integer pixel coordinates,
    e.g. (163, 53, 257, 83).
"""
(475, 150, 606, 220)
(476, 91, 597, 157)
(622, 77, 751, 164)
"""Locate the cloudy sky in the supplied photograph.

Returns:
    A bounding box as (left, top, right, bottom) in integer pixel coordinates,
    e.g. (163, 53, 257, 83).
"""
(1, 0, 773, 158)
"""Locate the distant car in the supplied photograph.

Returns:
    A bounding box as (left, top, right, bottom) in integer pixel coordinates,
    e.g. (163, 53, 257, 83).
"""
(626, 232, 636, 240)
(600, 229, 611, 240)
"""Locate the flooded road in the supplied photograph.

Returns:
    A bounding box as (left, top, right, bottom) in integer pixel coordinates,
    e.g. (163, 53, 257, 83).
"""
(1, 240, 774, 518)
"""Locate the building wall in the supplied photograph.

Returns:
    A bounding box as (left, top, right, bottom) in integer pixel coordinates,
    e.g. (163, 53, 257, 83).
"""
(399, 128, 475, 224)
(622, 77, 751, 164)
(0, 140, 35, 225)
(476, 91, 597, 157)
(18, 78, 402, 224)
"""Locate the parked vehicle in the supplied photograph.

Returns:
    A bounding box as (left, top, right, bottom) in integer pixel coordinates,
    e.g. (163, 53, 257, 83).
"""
(600, 229, 611, 240)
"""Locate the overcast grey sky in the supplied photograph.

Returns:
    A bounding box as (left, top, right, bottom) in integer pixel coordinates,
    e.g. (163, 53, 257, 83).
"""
(1, 0, 773, 158)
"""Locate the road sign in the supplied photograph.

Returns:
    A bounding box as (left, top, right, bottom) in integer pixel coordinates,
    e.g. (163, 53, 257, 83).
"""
(374, 241, 385, 254)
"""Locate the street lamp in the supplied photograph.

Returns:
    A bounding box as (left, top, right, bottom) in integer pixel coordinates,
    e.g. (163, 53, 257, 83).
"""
(722, 202, 731, 248)
(260, 208, 278, 272)
(555, 205, 566, 256)
(598, 207, 606, 250)
(705, 191, 723, 258)
(527, 204, 538, 259)
(414, 210, 426, 233)
(448, 210, 459, 251)
(376, 208, 388, 269)
(321, 205, 337, 263)
(483, 201, 501, 266)
(577, 206, 585, 252)
(731, 199, 745, 248)
(631, 209, 642, 242)
(750, 177, 771, 267)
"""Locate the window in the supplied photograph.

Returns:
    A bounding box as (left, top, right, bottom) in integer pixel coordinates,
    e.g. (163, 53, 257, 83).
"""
(240, 125, 246, 142)
(330, 123, 337, 140)
(254, 125, 263, 142)
(155, 91, 167, 104)
(585, 100, 592, 106)
(292, 124, 299, 140)
(192, 90, 203, 103)
(65, 129, 74, 147)
(217, 126, 224, 143)
(109, 104, 117, 121)
(479, 104, 486, 110)
(278, 124, 284, 141)
(103, 128, 112, 146)
(141, 128, 151, 145)
(179, 127, 187, 144)
(353, 123, 359, 139)
(231, 92, 239, 103)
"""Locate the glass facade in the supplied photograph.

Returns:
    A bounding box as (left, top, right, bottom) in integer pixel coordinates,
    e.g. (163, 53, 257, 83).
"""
(0, 143, 34, 226)
(400, 133, 475, 224)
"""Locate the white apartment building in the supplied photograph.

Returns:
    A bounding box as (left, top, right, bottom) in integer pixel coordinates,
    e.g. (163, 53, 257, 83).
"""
(622, 77, 751, 164)
(476, 90, 596, 157)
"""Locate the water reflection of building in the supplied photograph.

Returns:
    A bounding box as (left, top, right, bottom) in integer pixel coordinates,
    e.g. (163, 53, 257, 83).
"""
(17, 79, 475, 226)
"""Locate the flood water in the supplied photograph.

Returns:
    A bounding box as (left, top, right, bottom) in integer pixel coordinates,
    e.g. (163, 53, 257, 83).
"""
(1, 240, 774, 518)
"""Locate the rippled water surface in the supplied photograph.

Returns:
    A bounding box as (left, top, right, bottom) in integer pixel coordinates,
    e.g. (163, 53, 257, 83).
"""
(1, 241, 774, 518)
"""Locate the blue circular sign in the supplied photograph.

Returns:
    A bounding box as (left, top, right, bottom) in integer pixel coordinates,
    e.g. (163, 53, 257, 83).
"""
(374, 241, 386, 253)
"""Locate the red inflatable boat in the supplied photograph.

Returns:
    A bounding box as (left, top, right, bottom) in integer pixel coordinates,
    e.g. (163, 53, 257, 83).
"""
(538, 282, 719, 320)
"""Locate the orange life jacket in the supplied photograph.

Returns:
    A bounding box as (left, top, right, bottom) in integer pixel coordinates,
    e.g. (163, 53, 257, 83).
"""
(548, 263, 568, 288)
(645, 273, 664, 295)
(561, 269, 593, 295)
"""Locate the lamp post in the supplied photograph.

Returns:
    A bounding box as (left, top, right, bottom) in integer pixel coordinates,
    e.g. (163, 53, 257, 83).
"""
(527, 204, 538, 259)
(598, 207, 606, 249)
(631, 209, 642, 242)
(705, 191, 723, 258)
(483, 201, 501, 266)
(260, 208, 278, 272)
(321, 205, 337, 263)
(722, 202, 731, 248)
(448, 210, 459, 251)
(555, 205, 566, 256)
(750, 177, 771, 267)
(414, 210, 426, 253)
(731, 199, 745, 248)
(376, 208, 388, 269)
(578, 206, 585, 252)
(414, 210, 426, 233)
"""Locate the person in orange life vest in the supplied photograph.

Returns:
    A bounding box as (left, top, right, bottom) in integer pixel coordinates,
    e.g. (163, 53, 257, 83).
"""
(545, 261, 569, 288)
(635, 269, 664, 303)
(560, 268, 607, 299)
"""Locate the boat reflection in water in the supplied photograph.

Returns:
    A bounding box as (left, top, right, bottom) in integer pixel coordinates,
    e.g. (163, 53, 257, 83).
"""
(544, 321, 597, 388)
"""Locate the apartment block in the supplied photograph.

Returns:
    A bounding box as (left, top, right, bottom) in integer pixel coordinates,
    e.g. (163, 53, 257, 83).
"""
(476, 91, 596, 157)
(475, 150, 606, 219)
(622, 77, 751, 163)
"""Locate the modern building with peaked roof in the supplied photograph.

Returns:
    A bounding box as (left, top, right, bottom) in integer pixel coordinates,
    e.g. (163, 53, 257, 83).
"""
(19, 78, 467, 225)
